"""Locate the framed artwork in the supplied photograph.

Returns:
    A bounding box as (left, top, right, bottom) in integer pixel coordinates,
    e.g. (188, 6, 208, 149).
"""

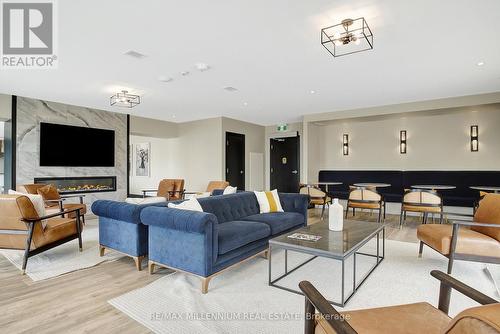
(135, 142, 150, 176)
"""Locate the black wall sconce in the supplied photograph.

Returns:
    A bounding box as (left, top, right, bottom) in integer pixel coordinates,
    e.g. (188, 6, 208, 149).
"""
(400, 130, 407, 154)
(470, 125, 478, 152)
(342, 134, 349, 155)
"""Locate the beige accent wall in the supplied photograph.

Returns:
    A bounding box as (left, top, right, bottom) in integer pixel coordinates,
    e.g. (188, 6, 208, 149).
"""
(130, 115, 178, 138)
(307, 104, 500, 182)
(222, 117, 265, 190)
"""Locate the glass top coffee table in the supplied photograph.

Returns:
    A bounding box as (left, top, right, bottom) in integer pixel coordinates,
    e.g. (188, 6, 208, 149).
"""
(268, 220, 385, 306)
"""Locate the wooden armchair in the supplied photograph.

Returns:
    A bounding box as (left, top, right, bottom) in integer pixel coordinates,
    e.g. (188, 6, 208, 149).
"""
(300, 184, 331, 220)
(418, 193, 500, 274)
(346, 187, 385, 223)
(0, 194, 83, 274)
(299, 270, 499, 334)
(18, 183, 87, 224)
(142, 179, 185, 200)
(401, 189, 443, 227)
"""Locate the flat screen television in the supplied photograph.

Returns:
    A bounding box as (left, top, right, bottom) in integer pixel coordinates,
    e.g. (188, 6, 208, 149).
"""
(39, 122, 115, 167)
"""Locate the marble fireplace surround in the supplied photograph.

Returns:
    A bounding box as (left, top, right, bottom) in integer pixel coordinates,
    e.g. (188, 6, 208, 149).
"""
(16, 97, 127, 210)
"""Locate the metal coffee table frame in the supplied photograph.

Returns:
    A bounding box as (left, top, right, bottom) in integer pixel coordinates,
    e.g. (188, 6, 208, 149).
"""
(268, 226, 385, 307)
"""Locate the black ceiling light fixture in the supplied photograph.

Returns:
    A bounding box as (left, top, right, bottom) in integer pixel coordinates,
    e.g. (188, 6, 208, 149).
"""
(321, 17, 373, 58)
(110, 90, 141, 108)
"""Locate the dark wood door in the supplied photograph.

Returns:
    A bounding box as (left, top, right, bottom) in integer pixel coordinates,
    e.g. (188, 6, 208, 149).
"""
(270, 135, 299, 193)
(225, 132, 245, 190)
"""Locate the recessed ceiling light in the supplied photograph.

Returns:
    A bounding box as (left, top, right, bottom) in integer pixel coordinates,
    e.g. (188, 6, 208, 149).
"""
(172, 114, 176, 119)
(477, 61, 485, 66)
(195, 63, 210, 72)
(243, 102, 248, 106)
(310, 90, 316, 94)
(158, 75, 173, 83)
(123, 50, 147, 59)
(223, 86, 238, 92)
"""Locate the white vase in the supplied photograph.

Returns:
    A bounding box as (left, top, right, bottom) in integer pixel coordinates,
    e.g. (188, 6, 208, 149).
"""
(329, 198, 344, 231)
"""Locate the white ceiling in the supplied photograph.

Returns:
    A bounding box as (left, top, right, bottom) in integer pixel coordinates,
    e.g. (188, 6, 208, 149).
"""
(1, 0, 500, 125)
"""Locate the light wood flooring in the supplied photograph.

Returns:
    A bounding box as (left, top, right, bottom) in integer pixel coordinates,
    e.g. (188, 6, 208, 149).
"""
(0, 209, 424, 333)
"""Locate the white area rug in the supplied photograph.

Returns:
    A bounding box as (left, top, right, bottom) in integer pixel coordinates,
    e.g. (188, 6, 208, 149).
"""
(0, 219, 123, 281)
(109, 239, 500, 334)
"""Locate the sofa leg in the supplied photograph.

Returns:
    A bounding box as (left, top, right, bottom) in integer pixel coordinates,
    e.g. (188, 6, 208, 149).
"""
(148, 261, 156, 274)
(201, 277, 212, 294)
(418, 241, 424, 258)
(260, 250, 269, 260)
(133, 256, 144, 271)
(99, 245, 105, 257)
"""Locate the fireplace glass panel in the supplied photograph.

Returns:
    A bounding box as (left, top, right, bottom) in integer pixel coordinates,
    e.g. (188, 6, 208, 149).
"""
(34, 176, 116, 194)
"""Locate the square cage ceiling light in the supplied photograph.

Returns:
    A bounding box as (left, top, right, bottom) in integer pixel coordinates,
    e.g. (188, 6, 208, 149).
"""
(321, 18, 373, 58)
(110, 90, 141, 108)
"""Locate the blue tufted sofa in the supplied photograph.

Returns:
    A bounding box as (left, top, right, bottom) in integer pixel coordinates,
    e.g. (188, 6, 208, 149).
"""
(91, 200, 167, 270)
(140, 191, 309, 293)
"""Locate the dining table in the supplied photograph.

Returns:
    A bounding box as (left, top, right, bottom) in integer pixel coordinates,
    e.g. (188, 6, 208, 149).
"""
(411, 185, 456, 191)
(353, 183, 391, 188)
(469, 186, 500, 194)
(303, 182, 343, 194)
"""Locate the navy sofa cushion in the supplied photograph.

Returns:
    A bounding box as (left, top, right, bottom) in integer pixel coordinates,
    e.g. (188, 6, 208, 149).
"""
(242, 212, 305, 235)
(197, 192, 260, 223)
(218, 221, 271, 255)
(91, 200, 167, 224)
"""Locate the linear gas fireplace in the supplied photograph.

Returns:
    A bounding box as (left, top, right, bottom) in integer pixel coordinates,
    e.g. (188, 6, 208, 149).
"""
(34, 176, 117, 194)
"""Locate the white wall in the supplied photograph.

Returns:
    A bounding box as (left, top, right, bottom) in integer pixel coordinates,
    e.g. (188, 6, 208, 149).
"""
(307, 104, 500, 181)
(129, 135, 183, 195)
(222, 117, 265, 190)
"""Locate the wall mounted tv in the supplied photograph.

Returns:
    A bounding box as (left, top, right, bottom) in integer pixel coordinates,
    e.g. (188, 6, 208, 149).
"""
(39, 122, 115, 167)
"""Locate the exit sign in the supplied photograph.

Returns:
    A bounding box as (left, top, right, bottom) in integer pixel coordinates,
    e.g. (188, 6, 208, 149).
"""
(277, 124, 288, 132)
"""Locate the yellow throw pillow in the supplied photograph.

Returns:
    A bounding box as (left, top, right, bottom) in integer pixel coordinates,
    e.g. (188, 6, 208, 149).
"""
(254, 189, 284, 213)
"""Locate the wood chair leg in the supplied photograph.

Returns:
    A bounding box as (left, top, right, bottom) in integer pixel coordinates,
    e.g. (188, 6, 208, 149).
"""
(321, 204, 326, 220)
(201, 276, 213, 294)
(418, 241, 424, 258)
(344, 206, 349, 219)
(399, 209, 404, 228)
(260, 250, 269, 260)
(148, 261, 156, 274)
(133, 256, 144, 271)
(99, 245, 105, 257)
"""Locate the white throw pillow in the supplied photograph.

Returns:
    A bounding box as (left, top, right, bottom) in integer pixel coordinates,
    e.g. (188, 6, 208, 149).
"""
(254, 189, 284, 213)
(8, 190, 48, 229)
(223, 186, 237, 195)
(125, 197, 166, 205)
(168, 198, 203, 212)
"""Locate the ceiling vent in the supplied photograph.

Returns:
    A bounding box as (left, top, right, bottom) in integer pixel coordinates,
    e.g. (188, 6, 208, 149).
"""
(124, 50, 147, 59)
(223, 86, 238, 92)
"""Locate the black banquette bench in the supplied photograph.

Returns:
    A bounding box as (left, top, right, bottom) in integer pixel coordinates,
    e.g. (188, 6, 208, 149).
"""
(318, 170, 500, 207)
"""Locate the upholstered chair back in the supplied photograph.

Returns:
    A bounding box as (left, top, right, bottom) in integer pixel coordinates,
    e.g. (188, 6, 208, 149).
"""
(473, 193, 500, 242)
(445, 304, 500, 333)
(0, 194, 44, 249)
(349, 188, 381, 202)
(157, 179, 185, 199)
(206, 181, 229, 193)
(299, 186, 326, 198)
(403, 190, 441, 205)
(17, 183, 46, 195)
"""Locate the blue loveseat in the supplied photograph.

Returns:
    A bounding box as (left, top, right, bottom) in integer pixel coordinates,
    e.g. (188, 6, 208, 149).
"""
(141, 191, 309, 293)
(91, 200, 167, 270)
